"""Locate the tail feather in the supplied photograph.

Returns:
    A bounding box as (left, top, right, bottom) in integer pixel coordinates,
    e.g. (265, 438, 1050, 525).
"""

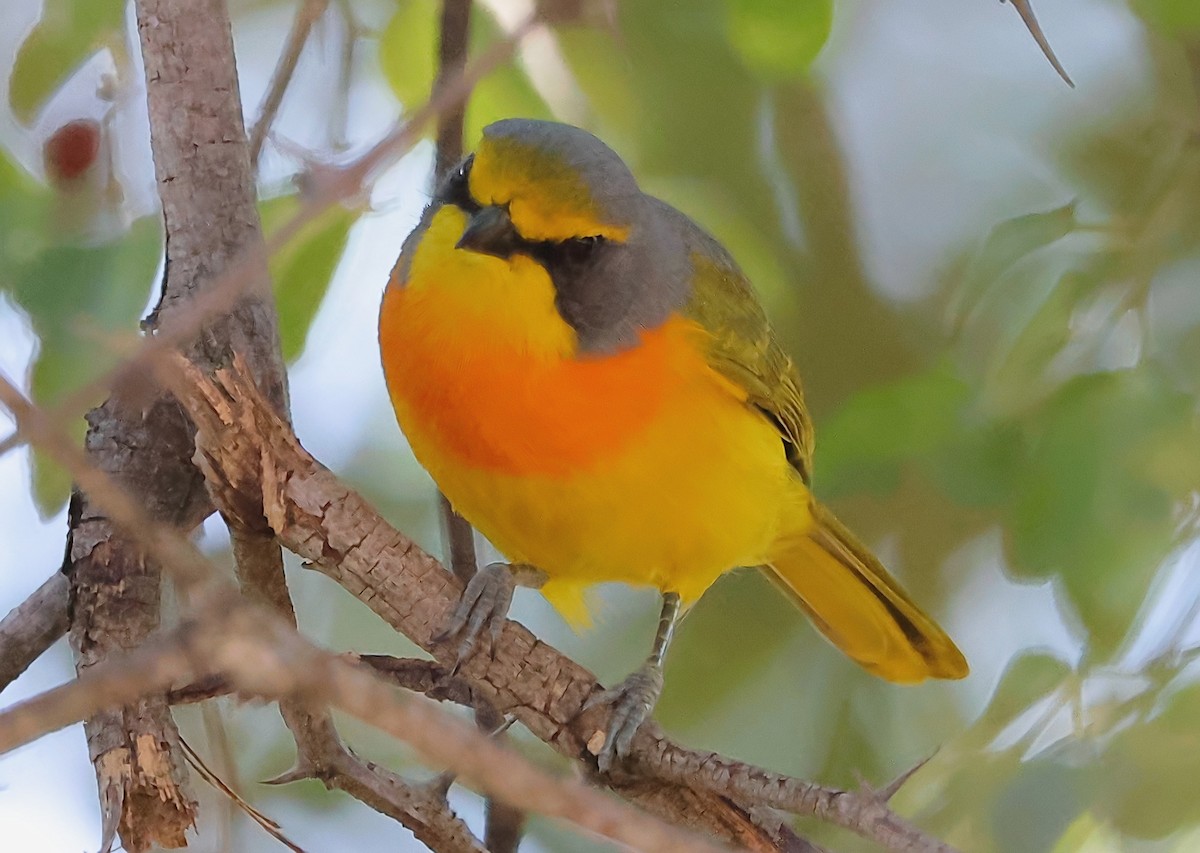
(767, 502, 968, 683)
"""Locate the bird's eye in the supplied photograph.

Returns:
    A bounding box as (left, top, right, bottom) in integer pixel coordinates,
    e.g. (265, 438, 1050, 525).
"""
(554, 236, 604, 266)
(440, 154, 479, 213)
(564, 235, 604, 260)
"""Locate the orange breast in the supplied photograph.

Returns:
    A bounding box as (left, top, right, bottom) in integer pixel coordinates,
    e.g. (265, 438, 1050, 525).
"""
(380, 282, 697, 478)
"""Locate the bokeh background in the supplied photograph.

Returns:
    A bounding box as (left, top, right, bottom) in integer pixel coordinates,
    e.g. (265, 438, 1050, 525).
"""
(3, 0, 1200, 850)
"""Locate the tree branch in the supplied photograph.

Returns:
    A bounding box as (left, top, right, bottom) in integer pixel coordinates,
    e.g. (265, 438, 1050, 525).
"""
(228, 519, 486, 851)
(434, 0, 473, 178)
(0, 572, 68, 693)
(62, 0, 292, 847)
(0, 592, 727, 853)
(248, 0, 331, 164)
(167, 351, 955, 852)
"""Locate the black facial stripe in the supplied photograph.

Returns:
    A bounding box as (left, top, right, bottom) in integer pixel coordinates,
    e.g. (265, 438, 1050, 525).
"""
(527, 235, 607, 270)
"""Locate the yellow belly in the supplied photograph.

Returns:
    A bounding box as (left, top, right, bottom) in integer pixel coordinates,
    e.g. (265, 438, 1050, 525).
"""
(391, 336, 801, 623)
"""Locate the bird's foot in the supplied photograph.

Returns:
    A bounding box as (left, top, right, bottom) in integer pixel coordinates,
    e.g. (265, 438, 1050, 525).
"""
(434, 562, 544, 670)
(584, 661, 664, 773)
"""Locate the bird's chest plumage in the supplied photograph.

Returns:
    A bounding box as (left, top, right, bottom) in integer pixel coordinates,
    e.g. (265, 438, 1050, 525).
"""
(380, 281, 685, 479)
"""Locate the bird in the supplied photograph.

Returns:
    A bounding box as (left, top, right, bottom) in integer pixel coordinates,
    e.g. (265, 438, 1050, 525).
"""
(379, 118, 968, 770)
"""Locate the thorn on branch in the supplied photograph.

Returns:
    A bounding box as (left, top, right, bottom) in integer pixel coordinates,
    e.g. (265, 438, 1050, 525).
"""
(261, 764, 321, 786)
(872, 751, 938, 804)
(1002, 0, 1075, 87)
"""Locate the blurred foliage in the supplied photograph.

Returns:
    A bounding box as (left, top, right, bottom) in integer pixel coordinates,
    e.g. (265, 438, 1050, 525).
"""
(259, 193, 360, 361)
(0, 148, 159, 515)
(4, 0, 1200, 851)
(8, 0, 125, 124)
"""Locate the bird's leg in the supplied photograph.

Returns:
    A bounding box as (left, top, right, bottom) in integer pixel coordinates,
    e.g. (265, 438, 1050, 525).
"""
(587, 591, 682, 772)
(435, 562, 547, 667)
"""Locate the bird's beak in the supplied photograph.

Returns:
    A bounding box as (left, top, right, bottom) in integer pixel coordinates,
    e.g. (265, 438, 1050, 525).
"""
(456, 205, 519, 259)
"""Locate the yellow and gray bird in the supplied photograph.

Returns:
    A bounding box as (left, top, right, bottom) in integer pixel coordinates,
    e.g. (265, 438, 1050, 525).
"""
(379, 118, 968, 769)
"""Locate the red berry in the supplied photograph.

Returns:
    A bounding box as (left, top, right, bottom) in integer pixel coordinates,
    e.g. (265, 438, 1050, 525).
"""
(44, 119, 101, 183)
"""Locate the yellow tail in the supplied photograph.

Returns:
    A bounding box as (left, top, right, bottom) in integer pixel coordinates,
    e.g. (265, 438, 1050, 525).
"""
(767, 502, 968, 683)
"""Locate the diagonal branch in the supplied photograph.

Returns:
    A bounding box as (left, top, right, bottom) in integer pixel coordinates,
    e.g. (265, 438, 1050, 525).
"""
(227, 517, 485, 852)
(0, 572, 69, 693)
(248, 0, 331, 164)
(0, 593, 727, 853)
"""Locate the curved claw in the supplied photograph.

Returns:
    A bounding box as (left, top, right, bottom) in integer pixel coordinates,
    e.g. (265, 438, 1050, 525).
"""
(585, 662, 664, 773)
(434, 562, 515, 669)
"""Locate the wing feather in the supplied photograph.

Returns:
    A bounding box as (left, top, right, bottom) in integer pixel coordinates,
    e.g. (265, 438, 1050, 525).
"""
(670, 211, 814, 482)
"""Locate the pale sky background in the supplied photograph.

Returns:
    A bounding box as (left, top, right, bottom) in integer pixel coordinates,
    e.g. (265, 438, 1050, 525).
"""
(0, 1, 1182, 850)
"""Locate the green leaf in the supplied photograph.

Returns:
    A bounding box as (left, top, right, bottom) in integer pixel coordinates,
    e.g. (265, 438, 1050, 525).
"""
(992, 759, 1088, 853)
(552, 28, 639, 140)
(0, 149, 52, 273)
(971, 652, 1072, 741)
(1099, 683, 1200, 838)
(10, 0, 126, 124)
(927, 418, 1023, 508)
(1058, 117, 1199, 229)
(980, 271, 1090, 416)
(1006, 368, 1199, 655)
(950, 202, 1078, 332)
(378, 0, 437, 117)
(8, 216, 162, 516)
(260, 195, 357, 361)
(816, 362, 972, 498)
(722, 0, 833, 80)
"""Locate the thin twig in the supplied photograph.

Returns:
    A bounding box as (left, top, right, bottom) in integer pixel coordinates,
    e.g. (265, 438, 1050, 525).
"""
(248, 0, 331, 165)
(329, 0, 360, 151)
(633, 734, 959, 853)
(181, 736, 308, 853)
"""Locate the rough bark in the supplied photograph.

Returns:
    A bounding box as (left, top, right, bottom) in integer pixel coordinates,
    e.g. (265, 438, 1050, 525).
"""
(0, 572, 68, 693)
(65, 1, 288, 849)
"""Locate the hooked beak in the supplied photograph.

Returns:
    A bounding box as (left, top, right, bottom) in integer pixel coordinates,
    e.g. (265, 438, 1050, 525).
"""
(455, 205, 519, 259)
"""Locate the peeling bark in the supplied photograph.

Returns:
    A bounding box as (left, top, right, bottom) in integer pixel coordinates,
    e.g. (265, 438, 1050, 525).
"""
(65, 1, 288, 848)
